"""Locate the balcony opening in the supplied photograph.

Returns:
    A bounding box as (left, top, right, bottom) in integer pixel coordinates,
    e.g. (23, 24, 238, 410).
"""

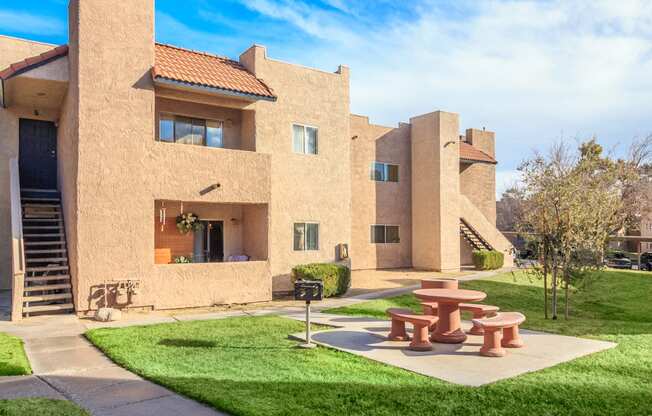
(154, 200, 268, 264)
(155, 96, 256, 152)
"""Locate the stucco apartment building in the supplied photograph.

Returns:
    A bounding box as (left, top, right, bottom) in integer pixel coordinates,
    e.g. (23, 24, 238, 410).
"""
(1, 0, 511, 320)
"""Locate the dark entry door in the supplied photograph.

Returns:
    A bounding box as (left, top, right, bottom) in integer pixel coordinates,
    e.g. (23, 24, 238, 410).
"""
(19, 119, 57, 189)
(206, 221, 224, 262)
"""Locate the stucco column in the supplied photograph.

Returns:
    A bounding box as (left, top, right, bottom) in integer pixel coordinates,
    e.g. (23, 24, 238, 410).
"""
(410, 111, 460, 272)
(69, 0, 155, 310)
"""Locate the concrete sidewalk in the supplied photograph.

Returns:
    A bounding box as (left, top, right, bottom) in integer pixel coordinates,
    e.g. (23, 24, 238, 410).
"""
(0, 314, 224, 416)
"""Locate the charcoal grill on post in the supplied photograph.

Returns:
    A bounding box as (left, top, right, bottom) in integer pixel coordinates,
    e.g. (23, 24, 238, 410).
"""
(294, 280, 323, 348)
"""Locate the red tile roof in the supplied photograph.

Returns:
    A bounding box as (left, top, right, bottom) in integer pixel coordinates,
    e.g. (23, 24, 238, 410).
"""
(0, 45, 68, 80)
(152, 43, 276, 100)
(460, 141, 497, 164)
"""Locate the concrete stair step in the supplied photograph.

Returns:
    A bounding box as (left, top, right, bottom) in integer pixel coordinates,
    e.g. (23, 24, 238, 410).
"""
(22, 204, 61, 209)
(21, 197, 60, 202)
(23, 303, 74, 313)
(23, 293, 72, 302)
(25, 275, 71, 283)
(26, 265, 69, 273)
(24, 241, 66, 246)
(24, 283, 71, 292)
(23, 225, 62, 230)
(24, 233, 64, 238)
(25, 248, 67, 254)
(26, 257, 68, 263)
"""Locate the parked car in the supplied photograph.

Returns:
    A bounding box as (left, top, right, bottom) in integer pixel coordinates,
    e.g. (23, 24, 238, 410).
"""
(606, 252, 632, 269)
(639, 252, 652, 271)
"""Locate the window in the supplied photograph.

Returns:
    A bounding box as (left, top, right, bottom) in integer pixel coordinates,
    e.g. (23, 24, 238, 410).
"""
(370, 162, 399, 182)
(293, 124, 318, 154)
(158, 114, 224, 148)
(294, 222, 319, 250)
(370, 225, 400, 244)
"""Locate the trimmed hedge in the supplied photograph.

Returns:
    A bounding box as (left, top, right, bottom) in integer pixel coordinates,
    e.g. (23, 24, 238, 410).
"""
(472, 250, 504, 270)
(291, 263, 351, 297)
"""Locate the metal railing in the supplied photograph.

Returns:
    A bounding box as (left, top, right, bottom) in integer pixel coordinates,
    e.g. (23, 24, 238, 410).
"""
(9, 158, 25, 321)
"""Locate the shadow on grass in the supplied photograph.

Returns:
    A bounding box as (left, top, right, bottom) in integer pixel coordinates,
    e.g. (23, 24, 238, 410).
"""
(158, 338, 294, 351)
(148, 376, 652, 416)
(158, 339, 218, 348)
(0, 363, 31, 376)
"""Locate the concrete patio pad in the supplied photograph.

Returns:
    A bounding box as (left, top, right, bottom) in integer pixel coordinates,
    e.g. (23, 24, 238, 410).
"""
(287, 312, 616, 386)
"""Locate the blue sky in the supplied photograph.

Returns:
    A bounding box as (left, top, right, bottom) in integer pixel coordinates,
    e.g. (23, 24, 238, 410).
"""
(2, 0, 652, 197)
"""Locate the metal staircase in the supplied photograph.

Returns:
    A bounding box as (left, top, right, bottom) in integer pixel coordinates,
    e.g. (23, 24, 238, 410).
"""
(21, 189, 74, 317)
(460, 218, 493, 251)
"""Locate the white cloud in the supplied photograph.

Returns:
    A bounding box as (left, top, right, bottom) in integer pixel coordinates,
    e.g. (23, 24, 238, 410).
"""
(238, 0, 652, 170)
(0, 9, 64, 36)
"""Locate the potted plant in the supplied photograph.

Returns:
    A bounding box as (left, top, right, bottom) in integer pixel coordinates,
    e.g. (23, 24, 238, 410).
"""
(174, 256, 192, 264)
(176, 213, 203, 234)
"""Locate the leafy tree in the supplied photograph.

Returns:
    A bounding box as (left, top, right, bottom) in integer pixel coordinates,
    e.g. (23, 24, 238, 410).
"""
(516, 136, 651, 319)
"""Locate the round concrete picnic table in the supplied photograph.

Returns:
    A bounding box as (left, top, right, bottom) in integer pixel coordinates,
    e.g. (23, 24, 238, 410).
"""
(413, 288, 487, 343)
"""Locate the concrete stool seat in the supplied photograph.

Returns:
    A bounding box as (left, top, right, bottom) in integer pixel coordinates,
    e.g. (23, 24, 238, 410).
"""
(459, 303, 500, 335)
(386, 308, 439, 351)
(472, 312, 526, 357)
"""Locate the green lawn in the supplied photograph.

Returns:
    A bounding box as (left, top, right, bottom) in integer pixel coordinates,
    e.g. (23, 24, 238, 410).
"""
(86, 270, 652, 416)
(0, 333, 31, 376)
(0, 399, 89, 416)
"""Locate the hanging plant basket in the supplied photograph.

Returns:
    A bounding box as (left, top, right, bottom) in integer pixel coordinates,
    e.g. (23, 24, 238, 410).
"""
(176, 212, 203, 234)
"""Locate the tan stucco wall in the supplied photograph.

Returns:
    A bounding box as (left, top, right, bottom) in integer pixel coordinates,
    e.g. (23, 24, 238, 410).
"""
(0, 36, 55, 68)
(410, 111, 461, 272)
(240, 45, 352, 292)
(460, 129, 497, 224)
(350, 114, 411, 270)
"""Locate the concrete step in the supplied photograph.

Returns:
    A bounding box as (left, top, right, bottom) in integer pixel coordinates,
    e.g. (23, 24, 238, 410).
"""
(26, 265, 69, 273)
(25, 248, 67, 254)
(24, 241, 66, 246)
(23, 218, 62, 223)
(21, 197, 60, 202)
(25, 275, 71, 283)
(24, 233, 64, 238)
(22, 204, 61, 209)
(23, 303, 74, 313)
(21, 188, 59, 193)
(24, 283, 71, 292)
(23, 293, 72, 302)
(26, 257, 68, 263)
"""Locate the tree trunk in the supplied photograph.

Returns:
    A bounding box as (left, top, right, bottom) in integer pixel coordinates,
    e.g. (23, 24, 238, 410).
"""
(551, 251, 558, 320)
(564, 270, 570, 319)
(543, 242, 549, 319)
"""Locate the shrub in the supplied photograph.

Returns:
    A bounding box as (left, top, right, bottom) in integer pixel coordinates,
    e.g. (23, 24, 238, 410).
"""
(291, 263, 351, 297)
(472, 250, 504, 270)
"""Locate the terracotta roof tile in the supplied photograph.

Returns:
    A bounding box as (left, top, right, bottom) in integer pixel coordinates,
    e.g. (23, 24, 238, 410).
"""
(153, 43, 276, 100)
(460, 141, 497, 164)
(0, 45, 68, 80)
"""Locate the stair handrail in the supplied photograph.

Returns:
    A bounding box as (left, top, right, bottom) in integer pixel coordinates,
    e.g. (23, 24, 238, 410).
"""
(9, 158, 26, 321)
